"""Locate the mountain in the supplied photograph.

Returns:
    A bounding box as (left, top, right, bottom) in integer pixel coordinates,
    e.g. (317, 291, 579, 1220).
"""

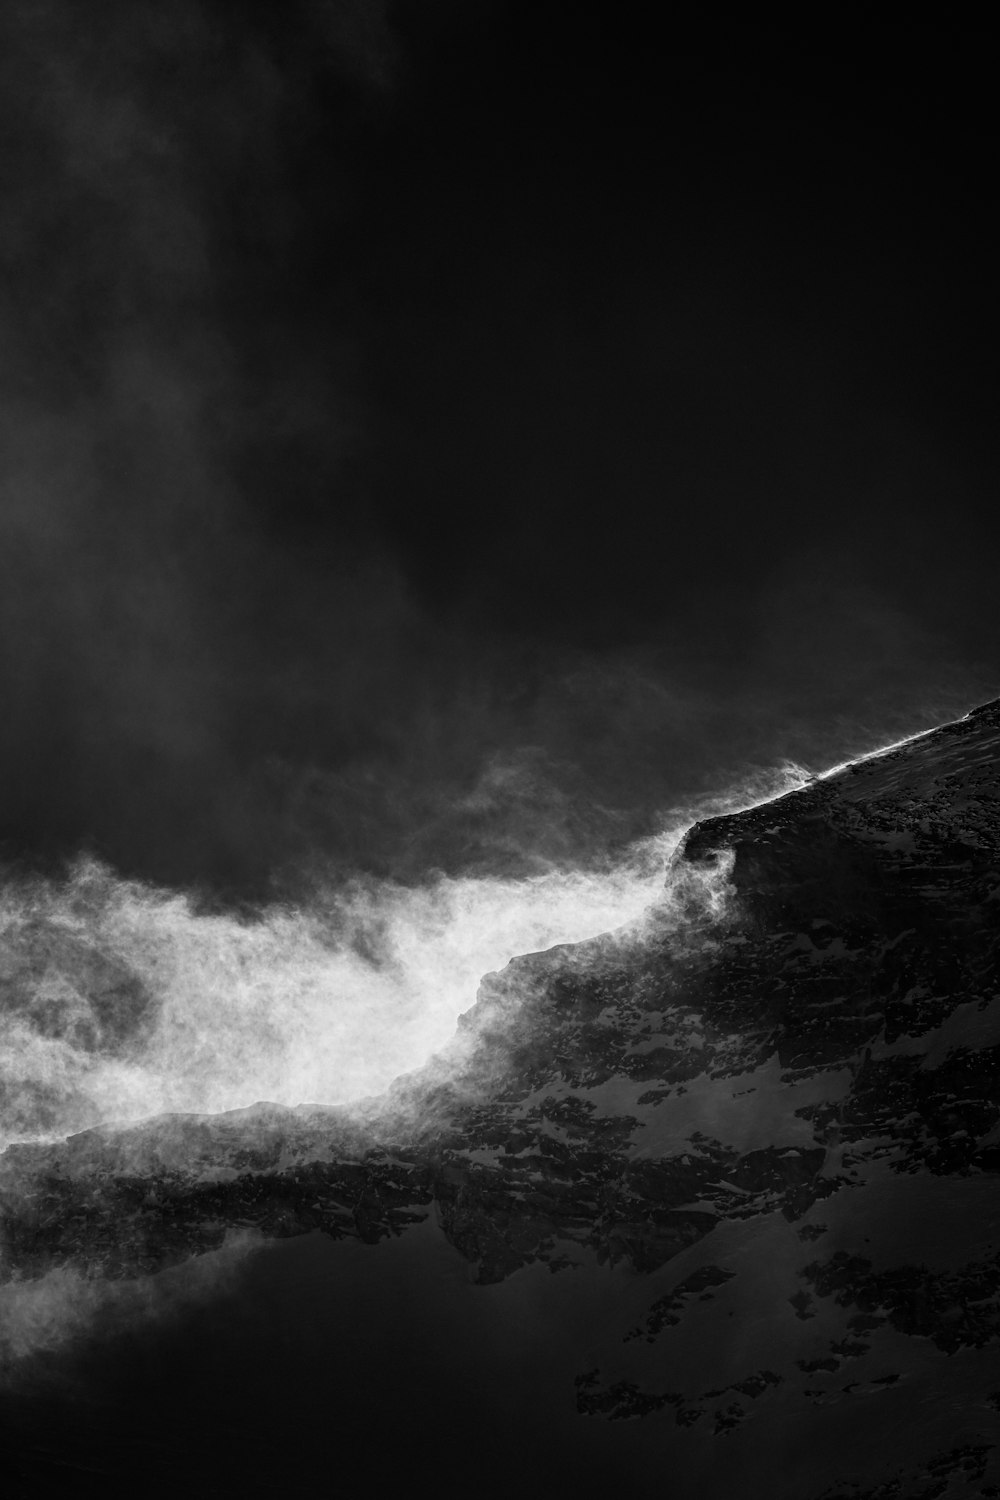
(3, 701, 1000, 1497)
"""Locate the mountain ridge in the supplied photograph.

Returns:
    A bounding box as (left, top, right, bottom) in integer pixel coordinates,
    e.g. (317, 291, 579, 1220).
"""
(3, 698, 1000, 1496)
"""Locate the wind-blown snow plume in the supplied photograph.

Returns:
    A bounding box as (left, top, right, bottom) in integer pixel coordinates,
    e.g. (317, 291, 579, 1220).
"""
(0, 763, 808, 1149)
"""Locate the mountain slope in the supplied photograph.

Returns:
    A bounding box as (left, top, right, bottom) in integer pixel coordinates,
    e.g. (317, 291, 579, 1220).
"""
(3, 700, 1000, 1496)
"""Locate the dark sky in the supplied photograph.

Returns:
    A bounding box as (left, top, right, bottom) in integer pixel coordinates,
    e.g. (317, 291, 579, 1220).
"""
(1, 3, 997, 898)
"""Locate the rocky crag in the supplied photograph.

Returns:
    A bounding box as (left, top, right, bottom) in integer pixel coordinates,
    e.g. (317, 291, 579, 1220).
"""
(4, 700, 1000, 1496)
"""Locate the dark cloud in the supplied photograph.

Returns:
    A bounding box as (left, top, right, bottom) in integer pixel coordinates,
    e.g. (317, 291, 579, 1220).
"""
(0, 5, 995, 900)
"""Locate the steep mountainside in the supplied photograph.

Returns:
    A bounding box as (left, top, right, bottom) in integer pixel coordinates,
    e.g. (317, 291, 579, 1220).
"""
(4, 700, 1000, 1496)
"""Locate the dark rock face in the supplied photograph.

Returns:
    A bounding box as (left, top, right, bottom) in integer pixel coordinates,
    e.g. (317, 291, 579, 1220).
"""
(4, 699, 1000, 1496)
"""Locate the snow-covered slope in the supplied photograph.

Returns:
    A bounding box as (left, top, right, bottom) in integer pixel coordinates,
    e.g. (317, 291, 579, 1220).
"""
(4, 700, 1000, 1496)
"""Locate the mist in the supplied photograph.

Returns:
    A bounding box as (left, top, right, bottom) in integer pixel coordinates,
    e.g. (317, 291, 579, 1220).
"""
(1, 3, 997, 1157)
(0, 747, 799, 1148)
